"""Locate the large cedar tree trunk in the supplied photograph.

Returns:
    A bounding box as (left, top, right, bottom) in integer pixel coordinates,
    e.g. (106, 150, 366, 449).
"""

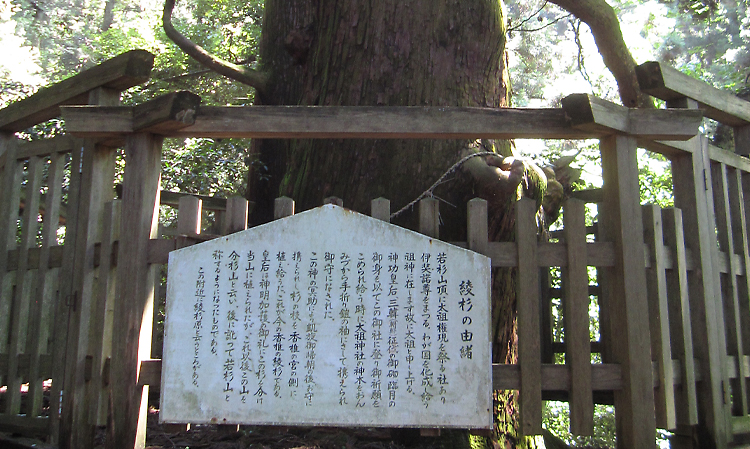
(249, 0, 528, 443)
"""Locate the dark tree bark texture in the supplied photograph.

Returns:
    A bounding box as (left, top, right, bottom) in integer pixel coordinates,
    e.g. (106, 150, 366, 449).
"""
(250, 0, 525, 369)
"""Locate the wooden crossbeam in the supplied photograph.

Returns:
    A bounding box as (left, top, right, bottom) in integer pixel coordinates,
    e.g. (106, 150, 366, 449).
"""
(561, 93, 702, 141)
(637, 61, 750, 127)
(0, 50, 154, 132)
(62, 104, 705, 140)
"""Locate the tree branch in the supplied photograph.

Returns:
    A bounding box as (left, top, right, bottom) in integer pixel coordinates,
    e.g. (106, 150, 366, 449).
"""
(162, 0, 269, 93)
(548, 0, 654, 108)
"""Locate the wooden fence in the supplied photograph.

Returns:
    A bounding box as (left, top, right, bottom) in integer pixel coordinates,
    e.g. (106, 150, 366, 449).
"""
(0, 50, 748, 448)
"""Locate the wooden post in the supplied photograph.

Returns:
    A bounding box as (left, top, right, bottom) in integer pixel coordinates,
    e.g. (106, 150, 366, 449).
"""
(60, 87, 120, 449)
(177, 196, 202, 236)
(274, 197, 295, 219)
(419, 198, 439, 239)
(598, 135, 656, 448)
(108, 133, 163, 449)
(563, 199, 593, 435)
(670, 102, 731, 447)
(516, 197, 542, 436)
(466, 199, 488, 256)
(371, 197, 390, 222)
(224, 196, 248, 234)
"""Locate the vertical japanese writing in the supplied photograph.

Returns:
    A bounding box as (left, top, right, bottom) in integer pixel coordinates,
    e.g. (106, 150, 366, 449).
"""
(288, 251, 302, 398)
(354, 254, 367, 407)
(240, 251, 255, 403)
(338, 253, 351, 405)
(255, 250, 270, 404)
(420, 253, 433, 407)
(435, 252, 449, 404)
(211, 250, 223, 356)
(305, 253, 319, 405)
(273, 252, 287, 398)
(224, 251, 240, 401)
(403, 253, 416, 394)
(387, 253, 399, 407)
(371, 252, 384, 407)
(324, 252, 335, 320)
(192, 267, 206, 387)
(459, 280, 475, 361)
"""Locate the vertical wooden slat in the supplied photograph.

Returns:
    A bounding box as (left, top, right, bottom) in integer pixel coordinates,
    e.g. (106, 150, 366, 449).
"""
(26, 151, 66, 418)
(563, 199, 593, 435)
(88, 200, 120, 426)
(59, 87, 120, 449)
(599, 135, 656, 448)
(467, 199, 488, 256)
(594, 206, 613, 365)
(0, 135, 21, 393)
(49, 138, 84, 444)
(274, 196, 295, 219)
(713, 163, 748, 416)
(642, 204, 676, 430)
(109, 133, 163, 449)
(419, 198, 439, 239)
(177, 196, 202, 236)
(371, 197, 390, 222)
(731, 169, 750, 413)
(224, 196, 248, 234)
(5, 155, 44, 415)
(516, 197, 542, 436)
(671, 132, 731, 447)
(662, 208, 699, 426)
(540, 268, 554, 364)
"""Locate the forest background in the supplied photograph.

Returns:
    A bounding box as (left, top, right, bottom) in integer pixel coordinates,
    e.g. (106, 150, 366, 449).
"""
(0, 0, 748, 447)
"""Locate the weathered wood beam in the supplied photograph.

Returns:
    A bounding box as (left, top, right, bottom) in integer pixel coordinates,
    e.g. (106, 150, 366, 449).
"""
(63, 106, 598, 139)
(133, 91, 201, 133)
(159, 190, 227, 211)
(636, 61, 750, 127)
(0, 50, 154, 132)
(13, 135, 81, 160)
(63, 106, 589, 139)
(561, 93, 701, 140)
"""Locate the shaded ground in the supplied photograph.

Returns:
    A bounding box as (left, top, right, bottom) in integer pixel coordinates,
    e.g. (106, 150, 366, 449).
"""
(121, 408, 462, 449)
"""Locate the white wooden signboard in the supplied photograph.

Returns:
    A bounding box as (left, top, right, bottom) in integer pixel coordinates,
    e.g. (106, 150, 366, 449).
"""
(160, 204, 492, 429)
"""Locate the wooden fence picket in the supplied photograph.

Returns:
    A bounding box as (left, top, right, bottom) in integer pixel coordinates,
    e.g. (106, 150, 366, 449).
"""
(177, 195, 202, 236)
(371, 198, 390, 222)
(642, 204, 676, 430)
(0, 138, 22, 400)
(662, 208, 699, 426)
(563, 199, 594, 435)
(516, 197, 542, 436)
(26, 152, 65, 420)
(729, 169, 750, 414)
(713, 162, 749, 417)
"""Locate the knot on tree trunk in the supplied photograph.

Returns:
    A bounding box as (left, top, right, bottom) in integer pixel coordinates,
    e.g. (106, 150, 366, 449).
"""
(284, 23, 315, 65)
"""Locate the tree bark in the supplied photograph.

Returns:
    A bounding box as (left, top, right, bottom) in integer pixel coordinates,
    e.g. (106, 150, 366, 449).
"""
(249, 1, 538, 443)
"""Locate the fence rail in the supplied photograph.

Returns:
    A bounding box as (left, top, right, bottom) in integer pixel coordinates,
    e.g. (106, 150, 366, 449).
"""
(1, 50, 750, 448)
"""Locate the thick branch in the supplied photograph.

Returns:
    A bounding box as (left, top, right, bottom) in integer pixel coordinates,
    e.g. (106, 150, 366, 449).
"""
(162, 0, 269, 93)
(548, 0, 654, 108)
